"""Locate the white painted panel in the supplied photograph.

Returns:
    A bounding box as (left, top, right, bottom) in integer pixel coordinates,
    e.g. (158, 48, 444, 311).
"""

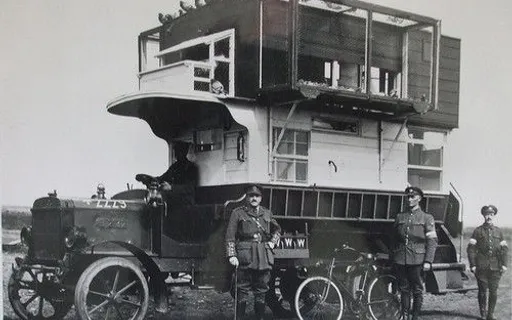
(309, 127, 407, 191)
(247, 106, 271, 183)
(140, 64, 193, 93)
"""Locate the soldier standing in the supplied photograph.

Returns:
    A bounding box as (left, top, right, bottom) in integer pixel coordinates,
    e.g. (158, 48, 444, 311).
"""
(392, 186, 438, 320)
(225, 184, 281, 320)
(467, 205, 508, 320)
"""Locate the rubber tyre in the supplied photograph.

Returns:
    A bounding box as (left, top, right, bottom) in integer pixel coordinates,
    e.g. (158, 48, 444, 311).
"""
(366, 274, 401, 320)
(74, 257, 149, 320)
(294, 276, 344, 320)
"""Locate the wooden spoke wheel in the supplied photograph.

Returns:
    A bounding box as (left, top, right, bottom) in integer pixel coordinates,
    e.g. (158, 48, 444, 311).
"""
(74, 257, 149, 320)
(8, 265, 72, 320)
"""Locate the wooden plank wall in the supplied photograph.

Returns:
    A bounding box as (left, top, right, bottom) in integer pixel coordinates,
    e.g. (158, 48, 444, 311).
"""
(407, 31, 461, 128)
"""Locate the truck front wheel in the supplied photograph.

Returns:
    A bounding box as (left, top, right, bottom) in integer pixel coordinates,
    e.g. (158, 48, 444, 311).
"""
(74, 257, 149, 320)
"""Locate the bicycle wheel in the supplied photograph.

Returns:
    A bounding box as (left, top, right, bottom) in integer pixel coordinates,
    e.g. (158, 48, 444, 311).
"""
(294, 276, 344, 320)
(366, 274, 401, 320)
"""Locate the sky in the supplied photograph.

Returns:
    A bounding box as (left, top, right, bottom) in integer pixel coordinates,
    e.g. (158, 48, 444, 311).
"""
(1, 0, 511, 227)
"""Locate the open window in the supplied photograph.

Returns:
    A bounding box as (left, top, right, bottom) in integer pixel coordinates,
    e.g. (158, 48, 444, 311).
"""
(272, 128, 309, 183)
(262, 0, 440, 110)
(407, 127, 446, 191)
(156, 29, 235, 95)
(194, 128, 223, 152)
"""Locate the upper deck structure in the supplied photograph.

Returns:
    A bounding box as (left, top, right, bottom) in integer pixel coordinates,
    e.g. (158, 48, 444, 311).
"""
(108, 0, 461, 227)
(105, 0, 465, 295)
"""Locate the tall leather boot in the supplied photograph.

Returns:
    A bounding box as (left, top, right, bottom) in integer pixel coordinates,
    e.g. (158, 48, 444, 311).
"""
(486, 290, 497, 320)
(411, 293, 423, 320)
(236, 301, 247, 320)
(477, 291, 487, 320)
(254, 302, 266, 320)
(400, 291, 411, 320)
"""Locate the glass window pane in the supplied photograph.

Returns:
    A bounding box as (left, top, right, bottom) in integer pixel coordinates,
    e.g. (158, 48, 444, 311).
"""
(277, 142, 294, 155)
(296, 131, 308, 143)
(296, 161, 308, 182)
(281, 130, 294, 142)
(408, 128, 424, 140)
(214, 38, 230, 58)
(409, 128, 445, 146)
(408, 144, 442, 167)
(296, 142, 308, 156)
(276, 160, 294, 181)
(408, 168, 441, 191)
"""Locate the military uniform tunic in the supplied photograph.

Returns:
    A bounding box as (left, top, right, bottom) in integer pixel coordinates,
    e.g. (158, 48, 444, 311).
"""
(225, 205, 281, 270)
(468, 223, 508, 272)
(225, 205, 281, 305)
(392, 207, 438, 265)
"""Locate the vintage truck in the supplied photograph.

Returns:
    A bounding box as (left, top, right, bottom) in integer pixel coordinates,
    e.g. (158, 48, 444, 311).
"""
(8, 1, 467, 319)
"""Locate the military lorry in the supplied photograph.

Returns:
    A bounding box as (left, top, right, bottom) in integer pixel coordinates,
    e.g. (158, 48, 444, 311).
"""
(8, 1, 467, 319)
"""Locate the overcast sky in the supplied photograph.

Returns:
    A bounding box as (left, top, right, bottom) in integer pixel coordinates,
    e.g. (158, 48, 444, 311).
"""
(1, 0, 511, 227)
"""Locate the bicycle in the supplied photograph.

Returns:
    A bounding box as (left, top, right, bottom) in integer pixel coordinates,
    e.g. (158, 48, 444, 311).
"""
(294, 244, 401, 320)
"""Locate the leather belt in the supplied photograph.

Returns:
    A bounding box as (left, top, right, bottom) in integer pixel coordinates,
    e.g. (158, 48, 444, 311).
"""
(240, 233, 264, 242)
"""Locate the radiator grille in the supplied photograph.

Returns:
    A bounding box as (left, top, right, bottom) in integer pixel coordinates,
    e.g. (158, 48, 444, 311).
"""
(32, 210, 63, 260)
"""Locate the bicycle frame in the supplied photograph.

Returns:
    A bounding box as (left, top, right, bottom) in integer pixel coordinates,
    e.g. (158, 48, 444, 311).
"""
(324, 256, 374, 308)
(295, 246, 401, 320)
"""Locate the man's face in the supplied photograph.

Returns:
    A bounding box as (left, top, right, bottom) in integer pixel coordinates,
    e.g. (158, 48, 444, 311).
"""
(483, 212, 495, 224)
(407, 194, 421, 209)
(175, 146, 188, 161)
(246, 193, 262, 208)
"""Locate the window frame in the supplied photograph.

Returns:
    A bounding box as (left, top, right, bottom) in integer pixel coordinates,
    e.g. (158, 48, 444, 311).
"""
(271, 127, 310, 183)
(406, 126, 447, 192)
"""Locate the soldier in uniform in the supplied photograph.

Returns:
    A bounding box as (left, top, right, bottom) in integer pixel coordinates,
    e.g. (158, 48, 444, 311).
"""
(158, 141, 199, 205)
(225, 184, 281, 320)
(391, 186, 438, 320)
(467, 205, 508, 320)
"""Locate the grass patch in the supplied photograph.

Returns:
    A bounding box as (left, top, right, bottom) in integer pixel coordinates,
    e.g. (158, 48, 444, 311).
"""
(2, 207, 31, 230)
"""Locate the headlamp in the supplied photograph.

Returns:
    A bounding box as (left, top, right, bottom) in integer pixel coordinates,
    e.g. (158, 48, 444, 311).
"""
(20, 227, 31, 246)
(64, 227, 87, 249)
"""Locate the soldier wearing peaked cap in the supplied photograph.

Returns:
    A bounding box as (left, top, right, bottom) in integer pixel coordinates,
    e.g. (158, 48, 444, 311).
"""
(467, 205, 508, 320)
(391, 186, 438, 320)
(225, 184, 281, 320)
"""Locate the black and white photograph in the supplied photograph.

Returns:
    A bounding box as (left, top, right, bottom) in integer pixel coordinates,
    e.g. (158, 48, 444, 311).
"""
(1, 1, 511, 319)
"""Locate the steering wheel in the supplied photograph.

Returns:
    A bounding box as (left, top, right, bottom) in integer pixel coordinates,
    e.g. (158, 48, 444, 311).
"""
(135, 174, 158, 188)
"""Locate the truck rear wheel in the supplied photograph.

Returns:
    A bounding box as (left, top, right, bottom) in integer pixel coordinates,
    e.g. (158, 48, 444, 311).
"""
(74, 257, 149, 320)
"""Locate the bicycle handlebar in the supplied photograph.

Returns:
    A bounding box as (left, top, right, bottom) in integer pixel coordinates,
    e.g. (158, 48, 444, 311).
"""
(334, 243, 375, 261)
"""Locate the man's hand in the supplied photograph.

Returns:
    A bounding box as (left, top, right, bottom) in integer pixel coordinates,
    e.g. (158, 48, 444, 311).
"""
(229, 257, 239, 267)
(160, 181, 172, 191)
(501, 266, 507, 273)
(471, 266, 476, 273)
(267, 242, 275, 250)
(422, 262, 432, 272)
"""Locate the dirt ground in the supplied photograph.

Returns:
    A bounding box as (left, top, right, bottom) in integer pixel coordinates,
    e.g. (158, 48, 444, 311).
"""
(3, 245, 511, 320)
